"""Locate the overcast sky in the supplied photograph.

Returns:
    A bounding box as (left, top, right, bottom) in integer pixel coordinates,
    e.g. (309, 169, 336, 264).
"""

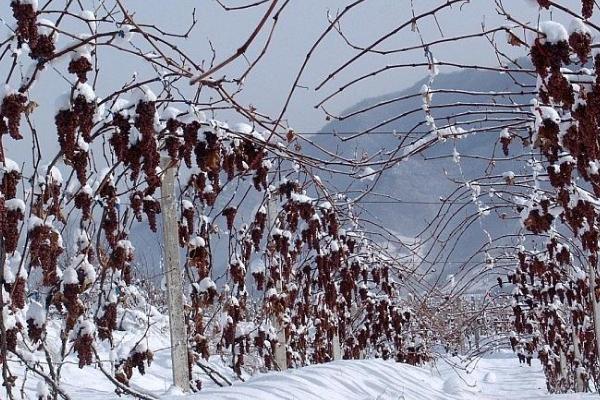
(0, 0, 586, 158)
(121, 0, 565, 132)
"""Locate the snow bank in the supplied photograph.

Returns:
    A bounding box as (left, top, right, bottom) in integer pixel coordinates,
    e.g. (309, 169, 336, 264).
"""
(164, 359, 466, 400)
(159, 351, 598, 400)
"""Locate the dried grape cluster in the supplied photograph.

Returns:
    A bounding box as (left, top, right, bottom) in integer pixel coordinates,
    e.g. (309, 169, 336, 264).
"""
(0, 93, 28, 140)
(55, 91, 96, 185)
(115, 347, 154, 386)
(11, 1, 37, 47)
(11, 1, 57, 60)
(68, 56, 93, 83)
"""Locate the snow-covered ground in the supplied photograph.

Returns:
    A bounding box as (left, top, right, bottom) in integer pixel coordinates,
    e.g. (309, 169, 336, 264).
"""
(161, 352, 595, 400)
(11, 313, 592, 399)
(34, 349, 595, 399)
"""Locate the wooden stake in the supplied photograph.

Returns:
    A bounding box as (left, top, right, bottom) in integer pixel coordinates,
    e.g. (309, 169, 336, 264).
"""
(160, 157, 190, 392)
(267, 194, 287, 371)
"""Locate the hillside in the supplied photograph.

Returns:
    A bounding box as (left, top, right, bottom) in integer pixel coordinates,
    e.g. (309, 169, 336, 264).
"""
(305, 65, 536, 285)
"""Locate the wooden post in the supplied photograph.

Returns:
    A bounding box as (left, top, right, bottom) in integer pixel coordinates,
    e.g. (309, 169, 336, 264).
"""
(160, 157, 190, 392)
(471, 296, 480, 351)
(332, 333, 342, 361)
(267, 194, 287, 371)
(588, 263, 600, 368)
(573, 328, 584, 392)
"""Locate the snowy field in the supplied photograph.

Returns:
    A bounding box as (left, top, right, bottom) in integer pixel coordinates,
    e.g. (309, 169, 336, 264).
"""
(28, 345, 596, 400)
(9, 304, 593, 399)
(163, 353, 595, 400)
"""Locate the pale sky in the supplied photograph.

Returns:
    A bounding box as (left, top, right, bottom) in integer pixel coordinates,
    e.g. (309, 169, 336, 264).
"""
(0, 0, 584, 158)
(121, 0, 566, 132)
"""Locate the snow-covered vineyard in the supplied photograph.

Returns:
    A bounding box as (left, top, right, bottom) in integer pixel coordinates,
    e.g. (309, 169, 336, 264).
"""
(4, 0, 600, 399)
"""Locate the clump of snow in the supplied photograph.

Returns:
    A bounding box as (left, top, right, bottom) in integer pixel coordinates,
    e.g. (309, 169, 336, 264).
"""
(111, 98, 131, 114)
(70, 33, 94, 60)
(291, 193, 314, 204)
(535, 104, 561, 126)
(6, 198, 26, 213)
(3, 259, 15, 284)
(93, 101, 106, 123)
(189, 236, 205, 248)
(26, 301, 46, 326)
(197, 277, 216, 293)
(140, 85, 156, 102)
(319, 201, 332, 210)
(3, 158, 20, 173)
(75, 82, 96, 102)
(76, 319, 96, 336)
(76, 229, 91, 251)
(80, 10, 97, 31)
(179, 105, 207, 124)
(28, 215, 54, 231)
(6, 254, 24, 283)
(2, 308, 16, 330)
(452, 147, 460, 163)
(429, 56, 440, 77)
(539, 21, 568, 44)
(62, 267, 79, 285)
(437, 125, 466, 138)
(569, 19, 590, 36)
(116, 239, 135, 252)
(47, 166, 63, 185)
(231, 122, 254, 134)
(420, 84, 433, 105)
(503, 171, 515, 180)
(77, 136, 89, 152)
(330, 240, 340, 252)
(231, 122, 265, 141)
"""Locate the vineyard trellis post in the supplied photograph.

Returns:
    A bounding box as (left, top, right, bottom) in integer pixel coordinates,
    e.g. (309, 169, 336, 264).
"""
(268, 193, 288, 370)
(160, 157, 190, 391)
(588, 263, 600, 366)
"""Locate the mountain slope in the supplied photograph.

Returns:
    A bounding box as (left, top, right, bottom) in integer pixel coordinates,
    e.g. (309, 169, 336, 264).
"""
(308, 65, 535, 279)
